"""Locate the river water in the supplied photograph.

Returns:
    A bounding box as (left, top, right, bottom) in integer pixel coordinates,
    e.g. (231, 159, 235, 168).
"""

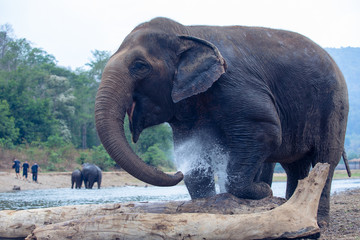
(0, 179, 359, 211)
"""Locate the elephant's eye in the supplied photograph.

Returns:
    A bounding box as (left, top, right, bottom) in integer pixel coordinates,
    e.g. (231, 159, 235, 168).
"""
(129, 60, 152, 79)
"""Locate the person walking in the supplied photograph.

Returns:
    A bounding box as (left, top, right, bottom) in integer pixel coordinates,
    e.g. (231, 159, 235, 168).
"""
(22, 160, 30, 181)
(31, 162, 39, 183)
(12, 158, 21, 179)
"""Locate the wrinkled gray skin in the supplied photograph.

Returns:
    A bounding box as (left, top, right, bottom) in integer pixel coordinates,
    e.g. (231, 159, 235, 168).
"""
(82, 163, 102, 189)
(95, 17, 348, 224)
(71, 169, 83, 189)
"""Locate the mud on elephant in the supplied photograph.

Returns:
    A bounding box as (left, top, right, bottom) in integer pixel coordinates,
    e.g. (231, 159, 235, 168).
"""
(95, 17, 349, 224)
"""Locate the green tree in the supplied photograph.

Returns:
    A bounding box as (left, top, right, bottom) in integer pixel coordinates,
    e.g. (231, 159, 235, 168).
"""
(0, 99, 19, 146)
(0, 24, 177, 171)
(124, 121, 176, 170)
(71, 50, 110, 149)
(141, 144, 171, 169)
(45, 75, 75, 142)
(70, 70, 98, 148)
(90, 144, 115, 170)
(0, 24, 70, 145)
(45, 134, 66, 148)
(136, 124, 173, 156)
(0, 24, 15, 70)
(86, 50, 111, 82)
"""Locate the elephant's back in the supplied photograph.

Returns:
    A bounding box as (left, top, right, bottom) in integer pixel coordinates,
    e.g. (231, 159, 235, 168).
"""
(196, 25, 348, 147)
(187, 24, 349, 121)
(189, 25, 347, 91)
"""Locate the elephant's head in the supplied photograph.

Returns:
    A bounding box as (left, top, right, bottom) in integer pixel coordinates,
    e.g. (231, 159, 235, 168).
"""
(95, 18, 226, 186)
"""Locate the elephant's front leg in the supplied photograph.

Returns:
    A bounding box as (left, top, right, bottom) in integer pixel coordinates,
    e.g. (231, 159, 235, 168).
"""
(226, 158, 273, 200)
(255, 162, 276, 186)
(184, 165, 216, 199)
(225, 121, 281, 200)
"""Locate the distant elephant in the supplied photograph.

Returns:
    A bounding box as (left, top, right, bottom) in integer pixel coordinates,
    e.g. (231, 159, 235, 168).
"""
(71, 169, 83, 189)
(82, 163, 102, 189)
(95, 17, 349, 224)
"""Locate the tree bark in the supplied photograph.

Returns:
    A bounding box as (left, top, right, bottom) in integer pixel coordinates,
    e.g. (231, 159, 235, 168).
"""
(82, 123, 87, 149)
(0, 163, 329, 240)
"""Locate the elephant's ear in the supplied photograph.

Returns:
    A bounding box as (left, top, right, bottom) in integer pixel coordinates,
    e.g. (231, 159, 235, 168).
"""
(172, 35, 227, 103)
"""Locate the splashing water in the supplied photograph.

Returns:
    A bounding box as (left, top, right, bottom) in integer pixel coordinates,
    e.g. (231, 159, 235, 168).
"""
(174, 137, 229, 194)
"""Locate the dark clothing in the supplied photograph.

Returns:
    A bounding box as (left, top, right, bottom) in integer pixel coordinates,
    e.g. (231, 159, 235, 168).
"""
(31, 164, 38, 173)
(32, 172, 38, 182)
(31, 164, 39, 182)
(12, 160, 21, 173)
(23, 162, 29, 178)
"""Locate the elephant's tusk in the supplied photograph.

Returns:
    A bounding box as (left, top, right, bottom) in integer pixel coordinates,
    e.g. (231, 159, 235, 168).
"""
(127, 101, 136, 125)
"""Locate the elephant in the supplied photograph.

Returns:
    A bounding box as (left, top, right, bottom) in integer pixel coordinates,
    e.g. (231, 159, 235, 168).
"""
(95, 17, 349, 224)
(82, 163, 102, 189)
(71, 169, 83, 189)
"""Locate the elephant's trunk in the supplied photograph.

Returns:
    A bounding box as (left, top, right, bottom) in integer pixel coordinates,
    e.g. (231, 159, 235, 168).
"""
(95, 57, 183, 186)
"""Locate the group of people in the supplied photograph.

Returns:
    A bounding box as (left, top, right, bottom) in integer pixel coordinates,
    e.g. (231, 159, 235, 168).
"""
(12, 158, 39, 183)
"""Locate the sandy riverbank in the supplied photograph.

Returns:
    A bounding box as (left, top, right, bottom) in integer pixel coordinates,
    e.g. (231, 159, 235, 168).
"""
(0, 170, 148, 192)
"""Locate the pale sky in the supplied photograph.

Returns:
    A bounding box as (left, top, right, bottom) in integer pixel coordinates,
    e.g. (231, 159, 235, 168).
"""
(1, 0, 359, 70)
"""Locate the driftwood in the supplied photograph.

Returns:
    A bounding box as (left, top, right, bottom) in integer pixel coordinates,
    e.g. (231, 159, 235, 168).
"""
(0, 193, 285, 239)
(0, 163, 329, 240)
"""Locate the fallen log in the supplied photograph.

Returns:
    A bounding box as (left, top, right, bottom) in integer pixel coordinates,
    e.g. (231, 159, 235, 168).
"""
(26, 163, 329, 240)
(0, 193, 285, 239)
(0, 163, 329, 240)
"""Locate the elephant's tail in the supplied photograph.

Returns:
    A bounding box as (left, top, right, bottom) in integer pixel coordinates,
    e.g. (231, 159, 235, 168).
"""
(342, 151, 352, 177)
